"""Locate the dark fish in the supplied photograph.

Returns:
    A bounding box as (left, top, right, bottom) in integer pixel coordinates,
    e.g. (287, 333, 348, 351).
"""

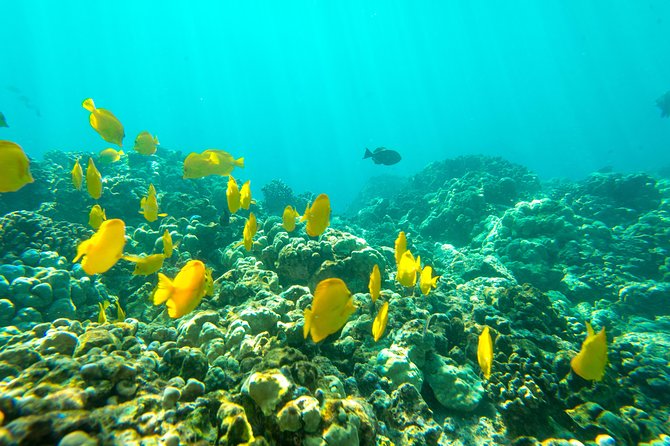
(0, 112, 7, 127)
(363, 147, 401, 165)
(657, 91, 670, 118)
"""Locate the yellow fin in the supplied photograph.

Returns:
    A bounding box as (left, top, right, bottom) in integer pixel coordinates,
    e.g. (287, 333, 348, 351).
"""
(73, 240, 91, 263)
(123, 255, 142, 263)
(82, 98, 96, 112)
(153, 273, 174, 305)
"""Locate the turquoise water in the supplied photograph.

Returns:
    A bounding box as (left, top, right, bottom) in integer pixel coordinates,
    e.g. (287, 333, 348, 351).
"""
(2, 1, 669, 210)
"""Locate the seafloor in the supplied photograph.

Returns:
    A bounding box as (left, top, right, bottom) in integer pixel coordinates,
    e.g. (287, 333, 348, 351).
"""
(0, 150, 668, 446)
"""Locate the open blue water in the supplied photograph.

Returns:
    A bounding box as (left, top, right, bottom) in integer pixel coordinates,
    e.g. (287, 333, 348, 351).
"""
(2, 0, 669, 211)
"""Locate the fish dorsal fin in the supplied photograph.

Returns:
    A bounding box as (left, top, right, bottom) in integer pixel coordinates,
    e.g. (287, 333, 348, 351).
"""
(207, 152, 221, 165)
(374, 147, 384, 153)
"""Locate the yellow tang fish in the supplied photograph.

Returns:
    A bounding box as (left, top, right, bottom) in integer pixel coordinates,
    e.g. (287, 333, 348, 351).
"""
(226, 176, 241, 214)
(134, 131, 159, 155)
(240, 180, 252, 210)
(369, 264, 381, 303)
(82, 98, 125, 147)
(419, 265, 440, 295)
(303, 278, 356, 343)
(0, 140, 34, 193)
(571, 322, 608, 381)
(139, 183, 167, 222)
(98, 300, 111, 324)
(478, 325, 494, 379)
(182, 149, 245, 179)
(396, 250, 421, 287)
(71, 159, 83, 191)
(282, 205, 300, 232)
(123, 253, 166, 275)
(243, 212, 258, 251)
(115, 300, 126, 321)
(73, 218, 126, 275)
(88, 204, 106, 230)
(372, 301, 389, 342)
(153, 260, 214, 318)
(394, 231, 407, 266)
(301, 193, 330, 237)
(86, 158, 102, 200)
(99, 148, 124, 164)
(162, 229, 173, 258)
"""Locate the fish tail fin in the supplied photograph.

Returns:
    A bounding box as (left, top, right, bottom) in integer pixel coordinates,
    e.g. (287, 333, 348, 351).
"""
(82, 98, 96, 112)
(303, 308, 312, 339)
(363, 148, 373, 159)
(235, 157, 245, 168)
(118, 150, 125, 156)
(300, 204, 309, 222)
(415, 256, 421, 271)
(432, 276, 440, 287)
(158, 213, 168, 218)
(153, 273, 174, 305)
(73, 240, 91, 263)
(154, 136, 160, 145)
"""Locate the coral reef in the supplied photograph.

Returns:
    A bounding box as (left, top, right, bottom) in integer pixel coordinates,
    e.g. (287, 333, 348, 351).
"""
(0, 150, 668, 445)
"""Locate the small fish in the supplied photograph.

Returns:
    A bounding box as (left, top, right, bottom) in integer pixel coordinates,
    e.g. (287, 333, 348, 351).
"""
(0, 140, 34, 193)
(98, 300, 111, 324)
(86, 158, 102, 200)
(571, 322, 608, 381)
(73, 219, 126, 275)
(139, 183, 167, 222)
(372, 301, 389, 342)
(478, 326, 493, 379)
(226, 176, 241, 214)
(183, 149, 244, 179)
(0, 112, 8, 127)
(243, 212, 258, 251)
(115, 300, 126, 321)
(71, 159, 83, 191)
(363, 147, 402, 165)
(282, 205, 300, 232)
(134, 131, 159, 155)
(82, 98, 125, 146)
(396, 250, 421, 287)
(99, 148, 124, 164)
(657, 91, 670, 118)
(419, 265, 440, 295)
(88, 204, 106, 229)
(153, 260, 213, 318)
(394, 231, 407, 266)
(301, 194, 331, 237)
(123, 253, 166, 275)
(162, 229, 174, 258)
(240, 180, 252, 210)
(303, 278, 356, 343)
(369, 264, 381, 303)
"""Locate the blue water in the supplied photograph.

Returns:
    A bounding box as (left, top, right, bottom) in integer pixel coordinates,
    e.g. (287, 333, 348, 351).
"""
(2, 1, 669, 211)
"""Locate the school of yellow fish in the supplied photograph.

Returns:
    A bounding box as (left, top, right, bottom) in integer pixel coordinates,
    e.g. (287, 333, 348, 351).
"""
(0, 100, 608, 384)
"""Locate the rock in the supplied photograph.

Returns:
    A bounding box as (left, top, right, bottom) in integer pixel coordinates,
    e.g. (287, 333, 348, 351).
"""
(58, 430, 98, 446)
(74, 329, 119, 356)
(0, 299, 15, 325)
(0, 276, 10, 297)
(0, 345, 43, 367)
(242, 370, 292, 416)
(162, 386, 181, 409)
(29, 283, 53, 308)
(177, 311, 220, 347)
(277, 395, 321, 433)
(180, 378, 206, 402)
(159, 347, 209, 381)
(39, 331, 79, 355)
(425, 354, 484, 412)
(20, 249, 40, 267)
(217, 399, 256, 444)
(375, 346, 423, 391)
(239, 306, 280, 334)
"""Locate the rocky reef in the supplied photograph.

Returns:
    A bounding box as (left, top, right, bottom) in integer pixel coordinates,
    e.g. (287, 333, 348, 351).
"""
(0, 151, 668, 445)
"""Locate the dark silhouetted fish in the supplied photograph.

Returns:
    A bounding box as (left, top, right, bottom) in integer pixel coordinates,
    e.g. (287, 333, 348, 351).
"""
(363, 147, 401, 165)
(0, 112, 7, 127)
(657, 91, 670, 118)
